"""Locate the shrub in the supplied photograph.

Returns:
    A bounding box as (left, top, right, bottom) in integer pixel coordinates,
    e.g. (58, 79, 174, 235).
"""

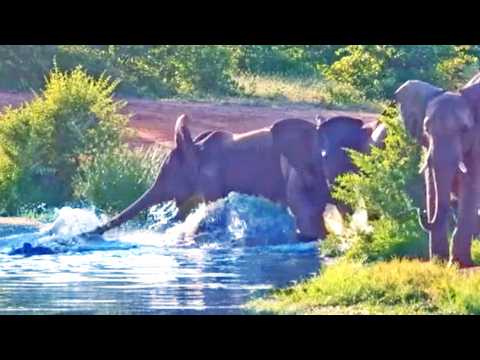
(435, 45, 480, 89)
(0, 66, 128, 214)
(323, 106, 428, 261)
(322, 45, 480, 101)
(56, 45, 240, 98)
(166, 46, 239, 96)
(322, 45, 388, 100)
(72, 144, 167, 214)
(0, 45, 240, 99)
(321, 79, 368, 107)
(1, 45, 479, 104)
(231, 46, 317, 77)
(0, 45, 58, 91)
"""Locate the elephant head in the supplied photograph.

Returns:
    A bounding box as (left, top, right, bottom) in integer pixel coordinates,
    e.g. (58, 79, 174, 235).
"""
(422, 92, 476, 242)
(271, 116, 370, 188)
(394, 80, 445, 143)
(271, 118, 325, 188)
(90, 114, 201, 235)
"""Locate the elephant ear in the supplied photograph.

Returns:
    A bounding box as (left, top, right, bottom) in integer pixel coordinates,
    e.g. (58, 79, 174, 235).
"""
(394, 80, 444, 141)
(174, 114, 196, 163)
(271, 118, 318, 171)
(460, 83, 480, 123)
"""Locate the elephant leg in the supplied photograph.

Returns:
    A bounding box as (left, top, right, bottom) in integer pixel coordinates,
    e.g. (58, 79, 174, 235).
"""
(451, 165, 478, 268)
(293, 205, 327, 241)
(176, 195, 205, 221)
(425, 167, 450, 260)
(286, 168, 328, 240)
(334, 202, 352, 218)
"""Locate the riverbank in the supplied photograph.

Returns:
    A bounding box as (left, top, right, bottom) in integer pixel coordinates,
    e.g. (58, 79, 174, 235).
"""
(246, 259, 480, 315)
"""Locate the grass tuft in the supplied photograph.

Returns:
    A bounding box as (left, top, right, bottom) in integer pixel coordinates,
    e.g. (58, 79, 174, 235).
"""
(246, 259, 480, 315)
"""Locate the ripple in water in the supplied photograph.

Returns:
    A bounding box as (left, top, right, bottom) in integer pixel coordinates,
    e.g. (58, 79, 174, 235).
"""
(0, 193, 321, 314)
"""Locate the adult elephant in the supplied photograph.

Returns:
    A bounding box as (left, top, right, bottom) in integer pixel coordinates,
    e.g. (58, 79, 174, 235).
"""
(85, 114, 375, 242)
(86, 114, 295, 236)
(394, 78, 480, 267)
(272, 116, 372, 219)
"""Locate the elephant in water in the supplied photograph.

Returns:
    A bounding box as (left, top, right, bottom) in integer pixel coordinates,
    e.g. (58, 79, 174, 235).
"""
(85, 114, 378, 242)
(394, 75, 480, 267)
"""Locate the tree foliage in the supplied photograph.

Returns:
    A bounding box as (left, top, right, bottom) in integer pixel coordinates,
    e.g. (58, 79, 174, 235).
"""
(0, 66, 128, 213)
(324, 107, 428, 261)
(1, 45, 477, 101)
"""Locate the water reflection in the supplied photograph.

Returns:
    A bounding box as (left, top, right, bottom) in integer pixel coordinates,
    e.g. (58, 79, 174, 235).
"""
(0, 239, 321, 314)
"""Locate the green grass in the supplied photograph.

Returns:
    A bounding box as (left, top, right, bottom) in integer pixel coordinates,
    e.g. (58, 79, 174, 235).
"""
(246, 258, 480, 315)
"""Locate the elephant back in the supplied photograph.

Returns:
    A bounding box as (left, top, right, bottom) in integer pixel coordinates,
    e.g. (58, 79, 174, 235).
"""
(319, 116, 369, 151)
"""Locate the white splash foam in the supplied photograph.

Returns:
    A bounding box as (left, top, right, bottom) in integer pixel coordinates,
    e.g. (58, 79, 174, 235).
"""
(40, 207, 105, 236)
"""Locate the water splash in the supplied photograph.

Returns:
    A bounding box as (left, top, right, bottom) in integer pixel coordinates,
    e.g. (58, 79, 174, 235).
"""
(40, 207, 105, 237)
(147, 192, 298, 248)
(0, 207, 137, 256)
(1, 192, 302, 256)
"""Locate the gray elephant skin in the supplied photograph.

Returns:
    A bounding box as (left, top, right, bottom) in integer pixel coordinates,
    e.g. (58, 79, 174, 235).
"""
(86, 114, 377, 242)
(394, 74, 480, 267)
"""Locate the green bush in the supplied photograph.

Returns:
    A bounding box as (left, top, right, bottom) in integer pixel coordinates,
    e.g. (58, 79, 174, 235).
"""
(321, 79, 368, 107)
(231, 46, 314, 77)
(0, 45, 240, 99)
(164, 46, 239, 96)
(0, 66, 128, 214)
(0, 45, 479, 105)
(322, 45, 480, 100)
(73, 144, 167, 214)
(323, 106, 428, 261)
(0, 45, 58, 91)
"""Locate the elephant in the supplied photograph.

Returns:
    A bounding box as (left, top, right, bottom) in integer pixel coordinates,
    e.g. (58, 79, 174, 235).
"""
(271, 116, 371, 237)
(394, 80, 445, 144)
(394, 78, 480, 267)
(84, 114, 378, 242)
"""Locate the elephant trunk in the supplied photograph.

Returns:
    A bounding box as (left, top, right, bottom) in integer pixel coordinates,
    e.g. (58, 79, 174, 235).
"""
(94, 185, 163, 235)
(426, 138, 459, 227)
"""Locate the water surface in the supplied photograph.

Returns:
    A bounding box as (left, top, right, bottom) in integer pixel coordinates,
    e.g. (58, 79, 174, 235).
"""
(0, 193, 322, 315)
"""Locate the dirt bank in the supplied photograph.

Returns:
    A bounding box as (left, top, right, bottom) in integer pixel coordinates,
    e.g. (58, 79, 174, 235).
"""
(0, 91, 379, 148)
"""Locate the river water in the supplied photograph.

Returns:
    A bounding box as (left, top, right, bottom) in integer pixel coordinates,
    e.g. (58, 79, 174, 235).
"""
(0, 193, 322, 315)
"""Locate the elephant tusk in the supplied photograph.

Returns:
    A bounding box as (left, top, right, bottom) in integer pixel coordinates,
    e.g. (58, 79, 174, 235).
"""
(429, 166, 439, 225)
(417, 208, 432, 232)
(321, 150, 327, 158)
(419, 159, 429, 174)
(458, 161, 468, 174)
(420, 137, 433, 175)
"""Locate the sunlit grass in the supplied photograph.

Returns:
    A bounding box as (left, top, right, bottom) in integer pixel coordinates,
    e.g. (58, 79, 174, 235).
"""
(246, 258, 480, 315)
(236, 74, 328, 104)
(233, 74, 381, 112)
